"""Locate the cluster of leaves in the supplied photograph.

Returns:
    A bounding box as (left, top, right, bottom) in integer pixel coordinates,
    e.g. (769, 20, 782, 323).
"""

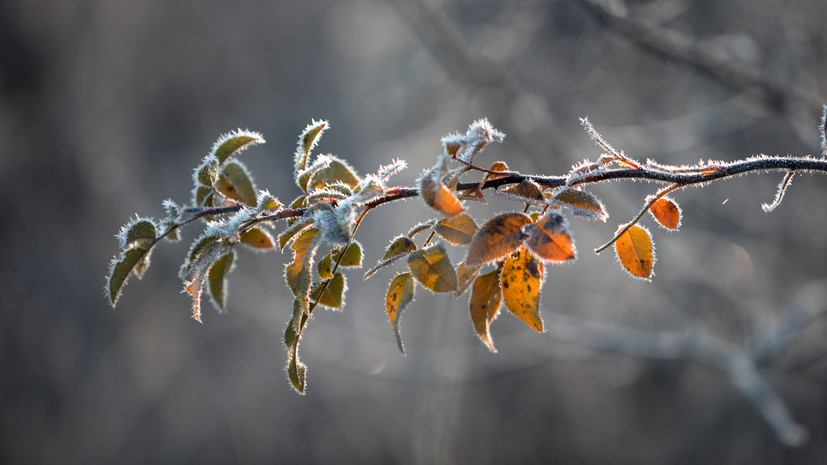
(107, 108, 827, 394)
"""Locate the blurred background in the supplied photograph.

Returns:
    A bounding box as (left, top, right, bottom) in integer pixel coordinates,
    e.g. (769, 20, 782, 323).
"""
(2, 0, 826, 463)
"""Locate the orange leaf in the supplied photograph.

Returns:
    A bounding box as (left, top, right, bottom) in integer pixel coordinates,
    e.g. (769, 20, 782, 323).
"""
(420, 175, 465, 217)
(501, 248, 544, 332)
(648, 196, 681, 230)
(488, 161, 510, 180)
(434, 214, 478, 245)
(523, 212, 576, 262)
(386, 272, 414, 353)
(465, 213, 532, 267)
(469, 269, 502, 352)
(614, 224, 655, 280)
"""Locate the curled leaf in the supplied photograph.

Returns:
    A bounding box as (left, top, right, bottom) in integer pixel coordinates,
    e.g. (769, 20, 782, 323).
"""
(420, 175, 465, 217)
(465, 213, 532, 267)
(434, 214, 478, 245)
(216, 161, 257, 206)
(284, 299, 310, 394)
(501, 248, 544, 332)
(386, 272, 415, 354)
(523, 212, 576, 262)
(295, 120, 329, 188)
(211, 129, 265, 164)
(469, 269, 502, 352)
(407, 244, 458, 293)
(207, 251, 235, 312)
(105, 245, 154, 307)
(614, 224, 655, 280)
(648, 195, 682, 230)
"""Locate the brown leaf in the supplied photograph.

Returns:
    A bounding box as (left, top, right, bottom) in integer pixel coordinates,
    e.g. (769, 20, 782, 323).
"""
(465, 213, 532, 267)
(614, 224, 655, 280)
(549, 187, 608, 222)
(469, 269, 502, 352)
(501, 248, 544, 332)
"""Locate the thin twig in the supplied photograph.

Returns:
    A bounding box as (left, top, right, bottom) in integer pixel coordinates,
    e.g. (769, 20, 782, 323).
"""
(594, 183, 681, 254)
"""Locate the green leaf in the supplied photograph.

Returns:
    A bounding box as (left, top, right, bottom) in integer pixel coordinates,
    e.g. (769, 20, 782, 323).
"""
(284, 299, 310, 394)
(310, 273, 346, 309)
(306, 157, 360, 191)
(317, 241, 362, 280)
(121, 219, 157, 247)
(216, 161, 257, 206)
(386, 272, 415, 354)
(434, 213, 478, 245)
(407, 244, 458, 293)
(105, 245, 153, 307)
(211, 129, 265, 165)
(207, 250, 235, 312)
(295, 120, 329, 188)
(194, 185, 214, 207)
(182, 234, 221, 278)
(240, 227, 275, 251)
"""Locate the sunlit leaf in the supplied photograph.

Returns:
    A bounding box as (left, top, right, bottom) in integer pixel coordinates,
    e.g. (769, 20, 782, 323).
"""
(295, 120, 329, 189)
(121, 219, 157, 248)
(310, 273, 346, 310)
(284, 299, 310, 394)
(240, 227, 275, 250)
(386, 272, 414, 354)
(465, 212, 532, 267)
(105, 245, 153, 307)
(306, 157, 360, 191)
(469, 269, 502, 352)
(488, 161, 510, 180)
(504, 179, 544, 202)
(420, 175, 466, 217)
(434, 214, 478, 245)
(207, 251, 235, 312)
(614, 224, 655, 280)
(407, 244, 458, 293)
(523, 212, 576, 262)
(216, 161, 257, 206)
(285, 228, 321, 312)
(454, 262, 480, 297)
(407, 220, 437, 238)
(211, 129, 265, 164)
(648, 196, 681, 230)
(549, 187, 608, 222)
(501, 248, 544, 332)
(278, 217, 313, 251)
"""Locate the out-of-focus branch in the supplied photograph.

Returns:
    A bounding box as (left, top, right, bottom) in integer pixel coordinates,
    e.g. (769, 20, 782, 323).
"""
(572, 0, 823, 118)
(544, 311, 809, 446)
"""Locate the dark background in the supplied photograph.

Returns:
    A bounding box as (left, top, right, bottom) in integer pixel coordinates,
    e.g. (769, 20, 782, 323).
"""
(2, 0, 826, 463)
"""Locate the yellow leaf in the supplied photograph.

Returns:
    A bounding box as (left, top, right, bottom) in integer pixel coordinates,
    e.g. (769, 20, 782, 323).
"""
(240, 227, 275, 250)
(465, 212, 532, 267)
(207, 251, 235, 312)
(420, 175, 465, 217)
(386, 272, 415, 354)
(285, 228, 320, 303)
(523, 212, 576, 262)
(648, 196, 681, 230)
(382, 236, 417, 260)
(306, 158, 360, 190)
(310, 273, 346, 310)
(469, 269, 502, 352)
(549, 187, 608, 222)
(434, 214, 478, 245)
(407, 244, 458, 293)
(614, 224, 655, 280)
(501, 248, 544, 332)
